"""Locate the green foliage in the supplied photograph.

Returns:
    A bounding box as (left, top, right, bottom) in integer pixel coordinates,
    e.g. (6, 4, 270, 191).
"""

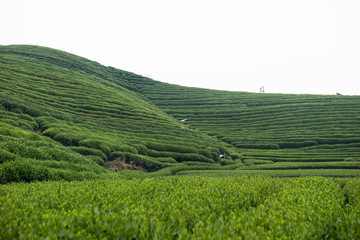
(108, 151, 124, 161)
(123, 153, 173, 171)
(239, 161, 360, 170)
(0, 157, 106, 184)
(53, 132, 86, 146)
(0, 125, 107, 183)
(126, 73, 360, 168)
(78, 139, 112, 156)
(86, 155, 105, 166)
(345, 157, 360, 162)
(243, 159, 274, 165)
(177, 169, 360, 177)
(235, 143, 280, 149)
(111, 144, 139, 154)
(70, 146, 107, 161)
(0, 45, 226, 174)
(0, 149, 16, 163)
(155, 157, 177, 163)
(1, 44, 360, 178)
(278, 141, 318, 148)
(0, 159, 50, 183)
(219, 158, 235, 165)
(144, 142, 198, 154)
(1, 177, 359, 239)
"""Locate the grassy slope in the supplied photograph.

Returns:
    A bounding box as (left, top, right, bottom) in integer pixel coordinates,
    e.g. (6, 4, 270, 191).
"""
(123, 72, 360, 175)
(1, 45, 360, 182)
(0, 45, 227, 183)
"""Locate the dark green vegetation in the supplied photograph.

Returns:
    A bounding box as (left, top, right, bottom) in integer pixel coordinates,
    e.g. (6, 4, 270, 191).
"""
(0, 45, 231, 183)
(1, 45, 360, 239)
(1, 45, 360, 183)
(124, 73, 360, 176)
(1, 177, 360, 239)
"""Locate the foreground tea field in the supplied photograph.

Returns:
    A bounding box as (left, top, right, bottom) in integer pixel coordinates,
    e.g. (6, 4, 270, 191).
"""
(1, 176, 359, 239)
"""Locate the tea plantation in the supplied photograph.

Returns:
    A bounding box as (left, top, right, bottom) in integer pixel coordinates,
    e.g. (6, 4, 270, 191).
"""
(0, 45, 231, 183)
(2, 45, 359, 181)
(1, 177, 360, 239)
(123, 74, 360, 176)
(1, 45, 360, 238)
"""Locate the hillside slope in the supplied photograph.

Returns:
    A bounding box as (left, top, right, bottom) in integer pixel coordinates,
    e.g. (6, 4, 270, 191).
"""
(1, 45, 359, 182)
(124, 74, 360, 170)
(0, 45, 229, 183)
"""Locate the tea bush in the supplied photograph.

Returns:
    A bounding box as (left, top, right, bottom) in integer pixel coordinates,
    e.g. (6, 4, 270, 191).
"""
(1, 177, 359, 239)
(70, 146, 107, 160)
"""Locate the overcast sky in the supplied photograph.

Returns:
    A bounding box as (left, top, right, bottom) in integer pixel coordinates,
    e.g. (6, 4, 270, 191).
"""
(1, 0, 360, 95)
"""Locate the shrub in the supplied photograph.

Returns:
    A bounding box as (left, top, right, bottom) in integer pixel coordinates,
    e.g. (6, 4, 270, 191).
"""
(0, 159, 50, 184)
(70, 146, 107, 160)
(42, 128, 62, 138)
(108, 151, 125, 161)
(146, 149, 173, 158)
(235, 143, 280, 149)
(243, 159, 274, 166)
(198, 149, 212, 159)
(229, 152, 243, 160)
(219, 158, 235, 166)
(0, 149, 16, 163)
(4, 141, 50, 160)
(112, 144, 138, 154)
(54, 133, 77, 146)
(0, 124, 42, 140)
(78, 139, 111, 155)
(172, 153, 214, 163)
(344, 157, 360, 162)
(144, 142, 197, 154)
(36, 116, 59, 131)
(133, 144, 148, 154)
(145, 149, 214, 163)
(47, 169, 99, 182)
(209, 147, 221, 162)
(12, 108, 23, 114)
(123, 153, 172, 172)
(155, 157, 177, 163)
(86, 155, 105, 166)
(279, 141, 318, 148)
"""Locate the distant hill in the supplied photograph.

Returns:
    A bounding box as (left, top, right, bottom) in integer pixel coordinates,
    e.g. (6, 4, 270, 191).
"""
(1, 45, 359, 183)
(123, 66, 360, 169)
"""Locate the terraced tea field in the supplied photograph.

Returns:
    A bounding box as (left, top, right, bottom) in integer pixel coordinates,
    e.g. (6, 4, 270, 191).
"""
(1, 45, 360, 239)
(1, 45, 360, 181)
(0, 45, 228, 183)
(124, 75, 360, 175)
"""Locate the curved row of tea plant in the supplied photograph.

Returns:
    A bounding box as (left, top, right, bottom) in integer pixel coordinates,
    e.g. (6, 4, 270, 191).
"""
(125, 75, 360, 172)
(1, 44, 360, 180)
(0, 45, 231, 182)
(1, 176, 359, 239)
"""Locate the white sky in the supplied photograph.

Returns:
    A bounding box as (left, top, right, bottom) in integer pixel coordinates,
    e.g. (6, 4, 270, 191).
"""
(1, 0, 360, 95)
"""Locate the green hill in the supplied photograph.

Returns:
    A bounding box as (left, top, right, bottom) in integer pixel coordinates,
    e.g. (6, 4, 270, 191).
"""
(0, 45, 230, 183)
(1, 45, 360, 183)
(122, 68, 360, 176)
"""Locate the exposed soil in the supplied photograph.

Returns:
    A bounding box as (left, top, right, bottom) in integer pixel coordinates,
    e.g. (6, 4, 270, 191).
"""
(105, 158, 146, 172)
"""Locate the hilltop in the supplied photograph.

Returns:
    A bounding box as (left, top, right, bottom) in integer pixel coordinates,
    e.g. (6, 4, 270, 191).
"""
(1, 45, 360, 183)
